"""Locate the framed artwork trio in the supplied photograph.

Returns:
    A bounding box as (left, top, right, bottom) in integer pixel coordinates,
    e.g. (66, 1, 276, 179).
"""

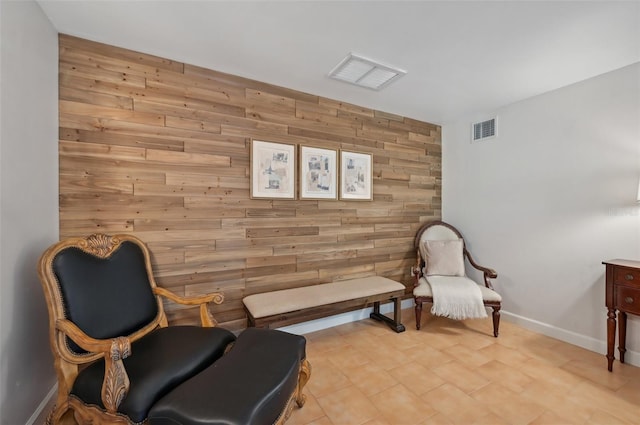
(250, 139, 372, 201)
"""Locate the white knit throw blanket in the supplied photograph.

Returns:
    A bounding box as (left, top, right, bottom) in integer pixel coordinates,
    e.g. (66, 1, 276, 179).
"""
(428, 276, 487, 320)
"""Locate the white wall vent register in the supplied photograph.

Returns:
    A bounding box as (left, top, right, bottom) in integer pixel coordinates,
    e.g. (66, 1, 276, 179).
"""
(328, 53, 406, 91)
(472, 117, 497, 141)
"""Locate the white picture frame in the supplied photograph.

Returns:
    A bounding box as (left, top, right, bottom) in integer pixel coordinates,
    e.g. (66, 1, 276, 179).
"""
(250, 140, 296, 199)
(299, 146, 338, 200)
(339, 150, 372, 201)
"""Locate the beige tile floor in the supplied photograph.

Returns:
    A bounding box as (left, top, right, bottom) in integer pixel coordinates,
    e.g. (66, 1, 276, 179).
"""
(286, 309, 640, 425)
(52, 308, 640, 425)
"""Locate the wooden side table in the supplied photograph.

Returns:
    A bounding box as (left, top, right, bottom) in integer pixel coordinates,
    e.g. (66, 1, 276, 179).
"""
(603, 259, 640, 371)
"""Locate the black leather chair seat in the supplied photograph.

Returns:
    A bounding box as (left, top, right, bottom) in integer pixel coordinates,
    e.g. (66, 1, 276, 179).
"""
(148, 328, 307, 425)
(72, 326, 236, 423)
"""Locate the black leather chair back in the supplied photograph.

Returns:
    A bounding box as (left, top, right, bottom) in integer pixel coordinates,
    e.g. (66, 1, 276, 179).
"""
(52, 241, 158, 353)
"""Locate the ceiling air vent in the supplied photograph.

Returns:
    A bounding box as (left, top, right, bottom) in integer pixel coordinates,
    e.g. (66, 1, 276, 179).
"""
(472, 117, 497, 142)
(328, 53, 406, 91)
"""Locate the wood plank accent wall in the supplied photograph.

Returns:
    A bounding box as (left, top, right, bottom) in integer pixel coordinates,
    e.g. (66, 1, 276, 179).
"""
(58, 34, 442, 331)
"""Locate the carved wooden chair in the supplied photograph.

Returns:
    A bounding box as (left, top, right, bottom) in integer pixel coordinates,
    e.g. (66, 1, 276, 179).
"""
(38, 234, 236, 424)
(412, 221, 502, 336)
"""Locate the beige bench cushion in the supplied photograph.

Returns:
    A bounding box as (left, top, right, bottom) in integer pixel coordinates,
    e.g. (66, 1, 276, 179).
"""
(243, 276, 405, 319)
(414, 276, 502, 302)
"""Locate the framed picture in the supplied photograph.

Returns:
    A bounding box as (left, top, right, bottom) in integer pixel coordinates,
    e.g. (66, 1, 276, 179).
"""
(340, 150, 373, 201)
(299, 146, 338, 200)
(250, 140, 296, 199)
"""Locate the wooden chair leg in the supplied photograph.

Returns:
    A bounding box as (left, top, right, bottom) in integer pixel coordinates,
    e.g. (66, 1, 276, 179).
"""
(415, 301, 423, 330)
(296, 359, 311, 408)
(492, 306, 501, 337)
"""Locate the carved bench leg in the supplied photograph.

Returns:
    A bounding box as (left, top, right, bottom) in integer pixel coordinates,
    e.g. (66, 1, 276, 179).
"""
(370, 299, 405, 333)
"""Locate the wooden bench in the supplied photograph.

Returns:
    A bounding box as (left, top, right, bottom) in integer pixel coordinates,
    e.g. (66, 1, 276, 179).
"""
(242, 276, 407, 333)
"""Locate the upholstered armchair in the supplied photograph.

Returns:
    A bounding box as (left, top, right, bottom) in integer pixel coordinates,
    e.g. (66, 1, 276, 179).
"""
(38, 234, 236, 424)
(412, 221, 502, 336)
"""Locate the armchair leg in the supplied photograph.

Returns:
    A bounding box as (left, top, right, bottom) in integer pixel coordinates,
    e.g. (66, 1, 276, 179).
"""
(492, 306, 501, 337)
(415, 302, 423, 330)
(296, 359, 311, 408)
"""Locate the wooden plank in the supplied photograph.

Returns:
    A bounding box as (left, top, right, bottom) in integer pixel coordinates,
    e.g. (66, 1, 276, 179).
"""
(245, 271, 320, 293)
(58, 59, 146, 88)
(184, 247, 273, 265)
(382, 142, 425, 156)
(138, 87, 246, 117)
(60, 34, 184, 73)
(247, 227, 319, 238)
(165, 116, 222, 134)
(59, 174, 134, 195)
(59, 86, 133, 110)
(61, 100, 164, 126)
(60, 112, 226, 144)
(295, 109, 362, 131)
(60, 127, 185, 152)
(374, 110, 405, 122)
(134, 184, 249, 198)
(60, 140, 146, 161)
(246, 89, 296, 116)
(133, 218, 222, 231)
(318, 265, 376, 281)
(145, 149, 230, 167)
(60, 46, 163, 80)
(319, 98, 375, 117)
(136, 99, 286, 134)
(336, 109, 390, 128)
(146, 74, 246, 105)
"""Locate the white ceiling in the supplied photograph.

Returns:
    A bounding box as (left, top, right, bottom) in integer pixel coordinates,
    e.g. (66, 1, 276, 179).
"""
(37, 0, 640, 124)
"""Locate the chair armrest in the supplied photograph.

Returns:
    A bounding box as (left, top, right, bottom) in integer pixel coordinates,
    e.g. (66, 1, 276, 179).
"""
(412, 249, 424, 288)
(475, 264, 498, 279)
(56, 319, 122, 353)
(464, 249, 498, 287)
(153, 287, 224, 327)
(56, 319, 131, 414)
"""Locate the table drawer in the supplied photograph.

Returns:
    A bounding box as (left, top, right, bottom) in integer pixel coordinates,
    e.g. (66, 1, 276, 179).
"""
(614, 267, 640, 287)
(616, 286, 640, 315)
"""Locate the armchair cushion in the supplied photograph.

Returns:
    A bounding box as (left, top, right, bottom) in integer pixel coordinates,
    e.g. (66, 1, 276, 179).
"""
(423, 239, 465, 276)
(71, 325, 236, 423)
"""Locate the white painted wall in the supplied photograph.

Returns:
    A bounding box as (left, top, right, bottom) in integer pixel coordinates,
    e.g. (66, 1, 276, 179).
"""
(443, 64, 640, 361)
(0, 1, 59, 423)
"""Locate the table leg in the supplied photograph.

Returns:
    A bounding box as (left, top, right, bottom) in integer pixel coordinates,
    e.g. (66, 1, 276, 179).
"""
(394, 297, 402, 327)
(619, 310, 627, 364)
(607, 308, 617, 372)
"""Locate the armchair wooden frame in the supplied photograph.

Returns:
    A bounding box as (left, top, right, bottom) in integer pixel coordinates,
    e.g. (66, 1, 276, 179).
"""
(412, 221, 501, 337)
(38, 233, 226, 425)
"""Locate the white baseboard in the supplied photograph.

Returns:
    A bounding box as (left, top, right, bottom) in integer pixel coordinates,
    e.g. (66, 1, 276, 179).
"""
(501, 310, 640, 368)
(26, 383, 57, 425)
(277, 298, 415, 335)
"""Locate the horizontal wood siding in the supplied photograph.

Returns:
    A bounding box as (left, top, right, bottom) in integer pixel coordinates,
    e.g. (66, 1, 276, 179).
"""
(58, 34, 442, 331)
